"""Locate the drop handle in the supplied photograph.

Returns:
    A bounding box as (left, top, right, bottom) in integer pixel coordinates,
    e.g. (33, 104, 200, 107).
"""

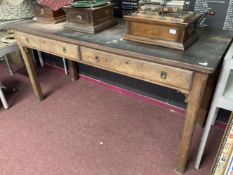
(95, 56, 100, 62)
(63, 47, 67, 53)
(76, 15, 82, 20)
(160, 71, 167, 79)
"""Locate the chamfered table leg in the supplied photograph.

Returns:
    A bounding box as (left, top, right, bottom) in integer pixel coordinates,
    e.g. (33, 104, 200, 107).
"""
(68, 60, 78, 82)
(18, 45, 44, 101)
(176, 72, 208, 173)
(197, 67, 220, 127)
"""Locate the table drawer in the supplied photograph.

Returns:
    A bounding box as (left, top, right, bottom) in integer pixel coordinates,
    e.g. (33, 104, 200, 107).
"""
(17, 33, 79, 61)
(80, 47, 193, 91)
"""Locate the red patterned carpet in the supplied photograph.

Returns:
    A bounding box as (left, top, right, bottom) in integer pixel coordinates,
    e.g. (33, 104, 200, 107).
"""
(0, 63, 224, 175)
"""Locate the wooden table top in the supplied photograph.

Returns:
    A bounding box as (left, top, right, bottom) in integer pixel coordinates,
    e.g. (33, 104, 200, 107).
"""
(9, 19, 233, 73)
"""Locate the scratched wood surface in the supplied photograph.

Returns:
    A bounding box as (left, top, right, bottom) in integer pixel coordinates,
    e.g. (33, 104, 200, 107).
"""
(8, 19, 233, 73)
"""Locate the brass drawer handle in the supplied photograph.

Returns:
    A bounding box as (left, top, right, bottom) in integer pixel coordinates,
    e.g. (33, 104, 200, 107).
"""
(76, 15, 82, 20)
(63, 47, 67, 53)
(105, 10, 109, 14)
(160, 71, 167, 79)
(95, 56, 100, 62)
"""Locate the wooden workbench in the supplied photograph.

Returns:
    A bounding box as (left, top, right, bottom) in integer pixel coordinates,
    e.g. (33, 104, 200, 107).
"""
(10, 20, 233, 173)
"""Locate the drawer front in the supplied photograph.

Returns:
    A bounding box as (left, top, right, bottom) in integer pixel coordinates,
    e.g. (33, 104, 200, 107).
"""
(67, 11, 89, 24)
(18, 33, 42, 49)
(17, 33, 79, 61)
(129, 22, 183, 42)
(80, 47, 193, 91)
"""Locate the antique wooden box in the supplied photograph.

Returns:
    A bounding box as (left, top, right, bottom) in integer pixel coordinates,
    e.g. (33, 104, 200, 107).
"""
(63, 3, 117, 34)
(123, 0, 204, 50)
(124, 13, 201, 50)
(33, 2, 66, 24)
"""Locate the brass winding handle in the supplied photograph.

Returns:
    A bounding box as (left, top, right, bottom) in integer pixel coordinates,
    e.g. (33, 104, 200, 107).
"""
(198, 11, 215, 27)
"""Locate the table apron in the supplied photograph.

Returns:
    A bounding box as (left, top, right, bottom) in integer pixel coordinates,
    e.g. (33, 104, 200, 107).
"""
(15, 31, 194, 95)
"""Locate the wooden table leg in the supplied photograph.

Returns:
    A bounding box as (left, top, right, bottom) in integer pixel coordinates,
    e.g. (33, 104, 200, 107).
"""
(18, 45, 44, 101)
(68, 60, 78, 82)
(197, 66, 220, 127)
(176, 72, 208, 173)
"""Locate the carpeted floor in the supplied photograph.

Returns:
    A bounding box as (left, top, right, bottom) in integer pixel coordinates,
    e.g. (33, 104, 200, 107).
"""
(0, 63, 224, 175)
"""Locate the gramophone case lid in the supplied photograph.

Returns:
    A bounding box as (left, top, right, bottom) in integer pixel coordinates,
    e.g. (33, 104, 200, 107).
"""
(71, 0, 108, 8)
(7, 0, 25, 6)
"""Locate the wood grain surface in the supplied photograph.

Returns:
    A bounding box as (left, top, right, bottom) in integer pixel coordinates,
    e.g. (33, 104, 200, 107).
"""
(8, 20, 233, 73)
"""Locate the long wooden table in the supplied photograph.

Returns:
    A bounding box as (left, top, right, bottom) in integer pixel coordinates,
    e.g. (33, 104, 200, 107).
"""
(10, 20, 233, 173)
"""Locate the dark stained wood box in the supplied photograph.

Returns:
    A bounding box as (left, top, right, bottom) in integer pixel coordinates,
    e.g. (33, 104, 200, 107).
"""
(63, 3, 117, 34)
(33, 2, 66, 24)
(124, 13, 202, 50)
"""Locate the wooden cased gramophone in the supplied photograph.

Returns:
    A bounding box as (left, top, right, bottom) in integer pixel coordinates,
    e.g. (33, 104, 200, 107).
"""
(63, 0, 117, 34)
(124, 0, 204, 50)
(32, 2, 67, 24)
